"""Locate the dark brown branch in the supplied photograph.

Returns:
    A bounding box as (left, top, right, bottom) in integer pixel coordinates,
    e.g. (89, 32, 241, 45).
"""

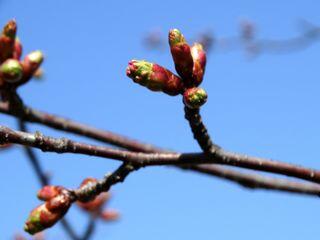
(2, 103, 320, 196)
(184, 106, 220, 153)
(1, 125, 320, 185)
(0, 102, 157, 153)
(72, 163, 138, 203)
(18, 120, 49, 185)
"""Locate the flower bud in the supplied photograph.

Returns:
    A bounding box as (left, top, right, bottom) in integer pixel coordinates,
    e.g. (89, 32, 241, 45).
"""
(37, 186, 63, 201)
(18, 50, 44, 86)
(100, 209, 120, 222)
(126, 60, 184, 96)
(191, 43, 206, 86)
(0, 20, 17, 62)
(168, 29, 194, 82)
(13, 38, 22, 60)
(77, 178, 110, 212)
(183, 87, 208, 109)
(24, 192, 72, 235)
(0, 59, 23, 83)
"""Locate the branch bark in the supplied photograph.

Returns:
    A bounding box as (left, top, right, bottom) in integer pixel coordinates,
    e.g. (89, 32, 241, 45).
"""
(1, 125, 320, 185)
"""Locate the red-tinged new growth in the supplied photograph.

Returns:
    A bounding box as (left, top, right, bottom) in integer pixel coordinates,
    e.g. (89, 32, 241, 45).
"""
(0, 19, 17, 62)
(0, 59, 23, 83)
(169, 29, 194, 83)
(13, 38, 22, 60)
(20, 50, 44, 85)
(183, 87, 208, 109)
(37, 186, 63, 201)
(0, 143, 12, 150)
(100, 209, 120, 222)
(25, 187, 72, 235)
(77, 178, 111, 213)
(126, 60, 184, 96)
(191, 43, 206, 86)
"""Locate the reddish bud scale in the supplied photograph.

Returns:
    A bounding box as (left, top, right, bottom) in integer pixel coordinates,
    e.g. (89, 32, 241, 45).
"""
(0, 20, 17, 63)
(126, 60, 184, 96)
(190, 43, 207, 86)
(100, 209, 120, 222)
(18, 50, 44, 86)
(169, 29, 194, 83)
(13, 38, 22, 60)
(25, 192, 72, 235)
(77, 178, 111, 212)
(0, 143, 12, 150)
(183, 87, 208, 109)
(37, 186, 63, 201)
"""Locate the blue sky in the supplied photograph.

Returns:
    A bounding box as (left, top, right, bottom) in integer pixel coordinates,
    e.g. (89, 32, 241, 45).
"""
(1, 0, 320, 239)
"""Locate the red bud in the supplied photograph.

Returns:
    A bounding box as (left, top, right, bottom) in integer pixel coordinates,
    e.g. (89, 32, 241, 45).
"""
(126, 60, 184, 96)
(169, 29, 194, 83)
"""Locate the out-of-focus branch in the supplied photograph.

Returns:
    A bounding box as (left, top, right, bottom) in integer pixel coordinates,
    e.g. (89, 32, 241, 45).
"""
(144, 20, 320, 56)
(182, 165, 320, 196)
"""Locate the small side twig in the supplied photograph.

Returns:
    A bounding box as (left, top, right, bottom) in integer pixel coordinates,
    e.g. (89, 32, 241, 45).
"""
(72, 163, 138, 203)
(184, 106, 220, 153)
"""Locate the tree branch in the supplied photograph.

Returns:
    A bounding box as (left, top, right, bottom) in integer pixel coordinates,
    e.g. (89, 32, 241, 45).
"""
(182, 165, 320, 196)
(1, 124, 320, 185)
(2, 102, 320, 196)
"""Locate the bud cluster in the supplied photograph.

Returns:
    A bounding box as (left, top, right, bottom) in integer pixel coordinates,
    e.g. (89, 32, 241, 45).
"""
(126, 28, 208, 109)
(0, 20, 44, 92)
(24, 186, 72, 235)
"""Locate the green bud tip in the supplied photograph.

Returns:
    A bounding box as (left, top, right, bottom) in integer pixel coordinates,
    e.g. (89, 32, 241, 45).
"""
(28, 50, 44, 64)
(169, 28, 185, 46)
(126, 60, 153, 83)
(24, 204, 45, 235)
(0, 59, 23, 82)
(3, 19, 17, 38)
(183, 87, 208, 109)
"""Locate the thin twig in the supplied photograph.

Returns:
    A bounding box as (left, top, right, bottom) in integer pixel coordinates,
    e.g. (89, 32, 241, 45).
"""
(184, 106, 220, 153)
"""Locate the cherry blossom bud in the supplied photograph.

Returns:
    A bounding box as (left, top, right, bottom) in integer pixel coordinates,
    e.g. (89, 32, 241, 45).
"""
(13, 38, 22, 60)
(0, 59, 23, 83)
(191, 43, 206, 86)
(183, 87, 208, 109)
(37, 186, 63, 201)
(24, 192, 72, 235)
(168, 29, 194, 82)
(0, 20, 17, 62)
(19, 50, 44, 86)
(100, 209, 120, 222)
(126, 60, 184, 96)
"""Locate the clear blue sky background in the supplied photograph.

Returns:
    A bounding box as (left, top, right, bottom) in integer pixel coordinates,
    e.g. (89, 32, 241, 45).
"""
(1, 0, 320, 239)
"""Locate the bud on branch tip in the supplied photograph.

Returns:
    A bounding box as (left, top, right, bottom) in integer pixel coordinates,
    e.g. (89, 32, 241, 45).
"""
(169, 29, 194, 83)
(126, 60, 184, 96)
(183, 87, 208, 109)
(0, 59, 23, 83)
